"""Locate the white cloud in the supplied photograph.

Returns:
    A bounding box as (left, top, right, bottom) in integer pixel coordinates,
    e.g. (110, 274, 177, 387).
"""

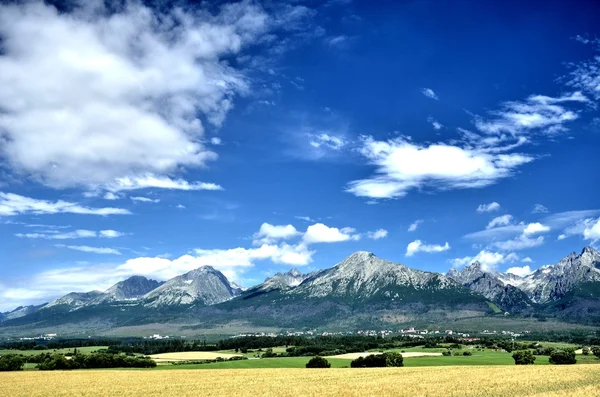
(210, 137, 223, 145)
(477, 202, 500, 213)
(558, 234, 567, 240)
(346, 137, 532, 199)
(564, 41, 600, 101)
(523, 222, 550, 235)
(583, 218, 600, 241)
(107, 175, 223, 192)
(406, 240, 450, 256)
(99, 230, 125, 238)
(408, 220, 423, 232)
(16, 229, 123, 240)
(176, 204, 186, 209)
(521, 257, 533, 263)
(474, 92, 588, 136)
(493, 235, 544, 251)
(0, 192, 130, 216)
(367, 229, 388, 240)
(427, 116, 443, 130)
(56, 244, 122, 255)
(131, 196, 160, 203)
(0, 1, 271, 190)
(303, 223, 359, 243)
(506, 265, 533, 277)
(422, 88, 439, 100)
(308, 133, 347, 150)
(450, 250, 513, 270)
(325, 35, 349, 48)
(103, 192, 120, 200)
(532, 204, 548, 213)
(253, 223, 301, 244)
(487, 214, 513, 229)
(451, 251, 522, 273)
(295, 216, 315, 222)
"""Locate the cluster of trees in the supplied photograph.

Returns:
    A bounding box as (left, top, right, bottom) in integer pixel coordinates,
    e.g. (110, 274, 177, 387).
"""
(350, 352, 404, 368)
(1, 339, 120, 351)
(512, 350, 536, 365)
(306, 356, 331, 368)
(36, 353, 156, 370)
(548, 350, 577, 365)
(0, 355, 25, 371)
(106, 339, 218, 355)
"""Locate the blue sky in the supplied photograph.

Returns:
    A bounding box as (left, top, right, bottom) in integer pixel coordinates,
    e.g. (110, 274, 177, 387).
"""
(1, 0, 600, 311)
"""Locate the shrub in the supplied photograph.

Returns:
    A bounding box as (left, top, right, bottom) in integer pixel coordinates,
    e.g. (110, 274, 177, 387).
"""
(383, 352, 404, 367)
(582, 347, 590, 356)
(350, 353, 403, 368)
(549, 349, 577, 365)
(463, 351, 472, 356)
(592, 346, 600, 358)
(512, 350, 536, 365)
(306, 356, 331, 368)
(442, 350, 451, 356)
(0, 355, 25, 371)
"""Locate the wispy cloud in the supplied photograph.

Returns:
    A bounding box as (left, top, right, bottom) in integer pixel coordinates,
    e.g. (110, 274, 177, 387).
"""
(474, 92, 588, 136)
(0, 192, 130, 216)
(532, 204, 549, 214)
(427, 116, 443, 130)
(55, 245, 122, 255)
(16, 229, 125, 240)
(131, 196, 160, 204)
(477, 202, 501, 213)
(308, 133, 347, 150)
(107, 175, 223, 193)
(408, 220, 423, 232)
(422, 88, 439, 100)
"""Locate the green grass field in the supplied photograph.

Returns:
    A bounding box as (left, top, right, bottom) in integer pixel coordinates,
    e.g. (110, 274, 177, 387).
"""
(5, 343, 599, 371)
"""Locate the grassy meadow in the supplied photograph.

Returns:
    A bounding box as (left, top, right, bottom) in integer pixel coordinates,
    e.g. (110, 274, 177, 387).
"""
(3, 365, 600, 397)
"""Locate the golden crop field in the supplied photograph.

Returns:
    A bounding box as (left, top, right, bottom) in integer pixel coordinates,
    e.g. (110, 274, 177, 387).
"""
(2, 365, 599, 397)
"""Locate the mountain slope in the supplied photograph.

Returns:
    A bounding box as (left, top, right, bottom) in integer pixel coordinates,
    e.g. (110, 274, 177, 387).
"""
(244, 269, 311, 296)
(291, 252, 472, 302)
(144, 266, 239, 307)
(517, 246, 600, 303)
(447, 262, 533, 312)
(103, 276, 163, 301)
(2, 304, 48, 321)
(44, 291, 106, 310)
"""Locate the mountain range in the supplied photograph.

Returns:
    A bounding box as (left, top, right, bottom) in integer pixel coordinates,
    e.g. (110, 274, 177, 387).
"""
(1, 246, 599, 336)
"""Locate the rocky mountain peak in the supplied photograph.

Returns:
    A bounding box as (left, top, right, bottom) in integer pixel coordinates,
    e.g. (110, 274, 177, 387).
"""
(104, 275, 163, 301)
(143, 266, 238, 307)
(286, 268, 302, 278)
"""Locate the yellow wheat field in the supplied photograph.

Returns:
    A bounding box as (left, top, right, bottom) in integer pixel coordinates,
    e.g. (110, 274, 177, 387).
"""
(2, 365, 600, 397)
